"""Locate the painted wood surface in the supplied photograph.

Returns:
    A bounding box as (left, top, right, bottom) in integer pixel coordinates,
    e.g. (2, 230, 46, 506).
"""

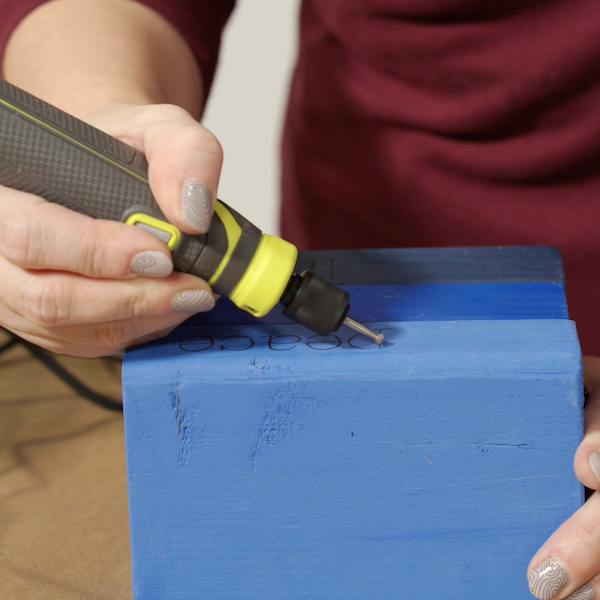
(294, 246, 564, 284)
(122, 247, 582, 600)
(195, 282, 568, 327)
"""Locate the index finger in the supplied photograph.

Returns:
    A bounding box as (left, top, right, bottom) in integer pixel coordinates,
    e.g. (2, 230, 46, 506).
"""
(0, 185, 174, 279)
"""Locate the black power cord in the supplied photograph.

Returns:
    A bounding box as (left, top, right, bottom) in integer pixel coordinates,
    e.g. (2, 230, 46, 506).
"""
(0, 329, 123, 412)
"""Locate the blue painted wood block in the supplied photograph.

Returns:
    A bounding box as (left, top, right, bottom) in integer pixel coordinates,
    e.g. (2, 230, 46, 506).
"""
(122, 247, 583, 600)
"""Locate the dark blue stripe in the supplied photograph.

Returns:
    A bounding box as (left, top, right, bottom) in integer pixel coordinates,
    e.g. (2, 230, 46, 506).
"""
(188, 282, 568, 327)
(295, 246, 564, 284)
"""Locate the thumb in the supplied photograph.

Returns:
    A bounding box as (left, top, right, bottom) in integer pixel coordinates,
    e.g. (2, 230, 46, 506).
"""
(574, 357, 600, 489)
(145, 107, 222, 235)
(85, 103, 223, 236)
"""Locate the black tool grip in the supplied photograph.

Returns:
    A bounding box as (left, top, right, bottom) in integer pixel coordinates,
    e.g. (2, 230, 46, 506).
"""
(0, 78, 206, 273)
(0, 79, 140, 166)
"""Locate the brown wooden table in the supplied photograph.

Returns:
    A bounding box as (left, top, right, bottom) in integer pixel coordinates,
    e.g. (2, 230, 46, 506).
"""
(0, 331, 131, 599)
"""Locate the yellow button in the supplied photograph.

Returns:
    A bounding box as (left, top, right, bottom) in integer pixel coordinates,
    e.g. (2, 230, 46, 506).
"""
(125, 213, 181, 250)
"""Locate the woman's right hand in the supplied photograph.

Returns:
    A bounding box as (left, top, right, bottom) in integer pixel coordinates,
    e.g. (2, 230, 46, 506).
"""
(0, 102, 223, 357)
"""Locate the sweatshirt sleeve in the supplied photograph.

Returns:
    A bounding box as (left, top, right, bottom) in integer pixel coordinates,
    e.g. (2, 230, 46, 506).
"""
(132, 0, 235, 96)
(0, 0, 49, 77)
(0, 0, 235, 98)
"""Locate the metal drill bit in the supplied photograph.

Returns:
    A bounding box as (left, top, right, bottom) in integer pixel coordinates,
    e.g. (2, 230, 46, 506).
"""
(343, 316, 384, 344)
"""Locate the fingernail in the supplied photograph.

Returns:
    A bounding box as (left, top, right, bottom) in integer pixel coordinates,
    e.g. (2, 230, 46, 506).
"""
(529, 560, 569, 599)
(589, 450, 600, 482)
(180, 181, 212, 233)
(130, 251, 173, 277)
(171, 289, 215, 313)
(565, 583, 595, 600)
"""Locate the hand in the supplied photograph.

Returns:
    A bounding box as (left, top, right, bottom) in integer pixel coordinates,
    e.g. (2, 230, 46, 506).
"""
(0, 102, 223, 356)
(527, 356, 600, 600)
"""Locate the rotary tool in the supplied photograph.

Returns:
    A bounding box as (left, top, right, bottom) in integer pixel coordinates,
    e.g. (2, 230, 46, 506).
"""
(0, 78, 383, 343)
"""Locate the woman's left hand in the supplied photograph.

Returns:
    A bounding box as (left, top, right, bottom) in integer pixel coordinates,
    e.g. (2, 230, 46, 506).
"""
(527, 356, 600, 600)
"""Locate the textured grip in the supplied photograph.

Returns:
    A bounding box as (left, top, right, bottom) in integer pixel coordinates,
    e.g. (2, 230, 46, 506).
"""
(0, 78, 139, 166)
(0, 79, 206, 273)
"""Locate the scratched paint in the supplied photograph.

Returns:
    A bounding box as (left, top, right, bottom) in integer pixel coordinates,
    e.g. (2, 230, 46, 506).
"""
(170, 386, 203, 468)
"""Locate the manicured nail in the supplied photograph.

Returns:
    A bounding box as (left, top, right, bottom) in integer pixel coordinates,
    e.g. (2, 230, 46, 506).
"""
(180, 181, 212, 233)
(565, 583, 595, 600)
(171, 290, 215, 313)
(130, 251, 173, 277)
(589, 450, 600, 482)
(529, 560, 569, 599)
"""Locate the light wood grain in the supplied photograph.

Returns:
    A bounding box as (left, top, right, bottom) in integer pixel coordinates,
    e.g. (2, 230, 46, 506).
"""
(0, 331, 131, 600)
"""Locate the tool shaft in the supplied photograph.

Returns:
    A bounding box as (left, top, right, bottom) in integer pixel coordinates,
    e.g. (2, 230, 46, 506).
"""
(343, 317, 384, 344)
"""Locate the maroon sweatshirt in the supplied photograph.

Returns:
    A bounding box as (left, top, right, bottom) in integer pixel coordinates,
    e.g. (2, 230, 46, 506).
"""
(1, 0, 599, 354)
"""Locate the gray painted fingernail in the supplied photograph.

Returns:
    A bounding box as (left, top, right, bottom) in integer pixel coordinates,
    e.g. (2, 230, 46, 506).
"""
(565, 583, 595, 600)
(171, 290, 215, 313)
(589, 450, 600, 482)
(130, 251, 173, 277)
(180, 181, 212, 233)
(529, 560, 569, 599)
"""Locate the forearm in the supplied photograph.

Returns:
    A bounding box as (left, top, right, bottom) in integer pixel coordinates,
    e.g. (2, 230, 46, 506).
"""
(2, 0, 203, 118)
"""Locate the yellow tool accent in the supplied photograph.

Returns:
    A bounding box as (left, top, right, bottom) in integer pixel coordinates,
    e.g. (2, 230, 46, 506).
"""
(208, 202, 242, 286)
(125, 212, 181, 250)
(229, 234, 298, 317)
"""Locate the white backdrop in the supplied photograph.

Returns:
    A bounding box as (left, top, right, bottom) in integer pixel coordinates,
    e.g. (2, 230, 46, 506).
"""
(202, 0, 301, 236)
